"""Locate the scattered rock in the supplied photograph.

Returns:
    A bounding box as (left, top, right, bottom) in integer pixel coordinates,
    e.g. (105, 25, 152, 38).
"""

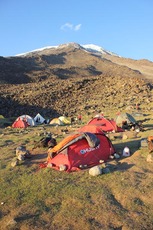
(114, 153, 120, 159)
(16, 145, 31, 160)
(59, 164, 67, 171)
(6, 218, 17, 228)
(146, 154, 153, 162)
(122, 134, 128, 140)
(102, 167, 111, 174)
(140, 138, 148, 148)
(0, 50, 152, 118)
(89, 165, 102, 176)
(11, 158, 19, 167)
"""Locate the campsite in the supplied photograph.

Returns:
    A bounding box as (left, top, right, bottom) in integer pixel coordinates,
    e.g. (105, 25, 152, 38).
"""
(0, 108, 153, 230)
(0, 43, 153, 229)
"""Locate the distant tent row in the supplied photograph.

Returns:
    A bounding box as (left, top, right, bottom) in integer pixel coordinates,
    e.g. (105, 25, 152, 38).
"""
(12, 114, 71, 128)
(11, 112, 137, 130)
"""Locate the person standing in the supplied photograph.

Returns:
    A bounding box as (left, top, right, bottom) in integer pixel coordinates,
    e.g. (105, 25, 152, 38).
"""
(78, 113, 82, 124)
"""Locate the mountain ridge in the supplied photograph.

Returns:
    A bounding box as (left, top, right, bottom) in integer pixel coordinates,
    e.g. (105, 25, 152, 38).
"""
(1, 42, 152, 85)
(0, 42, 153, 118)
(14, 42, 119, 58)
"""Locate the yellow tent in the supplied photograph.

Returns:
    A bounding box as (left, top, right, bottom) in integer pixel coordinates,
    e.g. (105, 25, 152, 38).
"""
(0, 115, 4, 119)
(50, 118, 65, 126)
(58, 116, 71, 124)
(50, 116, 70, 126)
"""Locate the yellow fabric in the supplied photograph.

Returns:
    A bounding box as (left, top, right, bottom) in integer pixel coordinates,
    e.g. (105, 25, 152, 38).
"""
(59, 116, 71, 124)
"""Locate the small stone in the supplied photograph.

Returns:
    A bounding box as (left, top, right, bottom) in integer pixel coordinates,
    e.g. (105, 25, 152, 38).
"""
(17, 154, 25, 161)
(146, 154, 153, 162)
(89, 165, 102, 176)
(114, 153, 120, 159)
(7, 218, 17, 227)
(11, 158, 19, 167)
(102, 167, 111, 174)
(140, 138, 148, 147)
(59, 164, 67, 171)
(122, 134, 128, 140)
(47, 163, 53, 168)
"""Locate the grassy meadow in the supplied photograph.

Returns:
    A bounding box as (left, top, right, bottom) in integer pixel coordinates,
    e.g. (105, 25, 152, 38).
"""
(0, 110, 153, 230)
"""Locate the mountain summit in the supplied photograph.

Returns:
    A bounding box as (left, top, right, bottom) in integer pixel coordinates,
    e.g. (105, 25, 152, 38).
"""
(15, 42, 119, 58)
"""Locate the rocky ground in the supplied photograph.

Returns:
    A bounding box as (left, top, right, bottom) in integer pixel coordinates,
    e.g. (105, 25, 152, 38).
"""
(0, 43, 153, 119)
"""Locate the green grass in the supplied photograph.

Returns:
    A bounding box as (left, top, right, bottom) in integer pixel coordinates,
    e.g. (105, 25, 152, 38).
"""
(0, 112, 153, 230)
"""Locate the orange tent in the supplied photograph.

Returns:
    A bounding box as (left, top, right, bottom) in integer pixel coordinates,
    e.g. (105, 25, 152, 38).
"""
(12, 118, 29, 128)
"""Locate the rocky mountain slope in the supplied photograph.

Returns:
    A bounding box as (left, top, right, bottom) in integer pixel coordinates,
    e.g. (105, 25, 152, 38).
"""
(0, 43, 153, 118)
(103, 54, 153, 81)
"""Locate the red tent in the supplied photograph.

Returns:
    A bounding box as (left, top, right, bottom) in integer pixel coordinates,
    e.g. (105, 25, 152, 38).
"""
(87, 117, 123, 133)
(12, 118, 29, 128)
(46, 129, 116, 172)
(78, 124, 104, 134)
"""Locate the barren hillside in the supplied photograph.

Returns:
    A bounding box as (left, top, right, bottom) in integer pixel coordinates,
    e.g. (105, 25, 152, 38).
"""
(0, 43, 153, 118)
(103, 54, 153, 81)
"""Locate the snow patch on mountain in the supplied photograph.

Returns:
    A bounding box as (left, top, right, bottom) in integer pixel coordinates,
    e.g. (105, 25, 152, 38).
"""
(15, 46, 58, 57)
(82, 44, 119, 56)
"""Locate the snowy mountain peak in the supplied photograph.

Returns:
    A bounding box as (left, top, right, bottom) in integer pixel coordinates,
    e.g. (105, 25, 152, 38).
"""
(58, 42, 82, 49)
(15, 42, 119, 57)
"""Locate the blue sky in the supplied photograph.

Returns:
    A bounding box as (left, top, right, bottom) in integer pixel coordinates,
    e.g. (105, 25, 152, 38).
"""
(0, 0, 153, 61)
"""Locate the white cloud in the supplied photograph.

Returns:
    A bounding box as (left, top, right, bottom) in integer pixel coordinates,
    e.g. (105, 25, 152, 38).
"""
(60, 23, 81, 31)
(74, 24, 81, 31)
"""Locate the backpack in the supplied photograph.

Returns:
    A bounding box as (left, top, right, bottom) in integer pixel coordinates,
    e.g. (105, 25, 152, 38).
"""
(33, 135, 53, 149)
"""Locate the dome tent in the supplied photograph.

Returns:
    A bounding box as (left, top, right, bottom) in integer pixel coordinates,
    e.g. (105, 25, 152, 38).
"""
(87, 116, 123, 133)
(46, 128, 116, 172)
(50, 118, 65, 126)
(12, 117, 29, 128)
(12, 115, 36, 128)
(115, 112, 137, 126)
(34, 113, 46, 124)
(50, 116, 70, 126)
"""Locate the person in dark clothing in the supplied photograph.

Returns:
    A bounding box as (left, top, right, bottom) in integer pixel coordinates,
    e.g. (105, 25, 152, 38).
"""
(122, 121, 129, 130)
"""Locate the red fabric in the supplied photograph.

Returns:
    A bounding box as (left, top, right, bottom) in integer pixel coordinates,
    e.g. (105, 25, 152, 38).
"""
(12, 118, 29, 128)
(116, 126, 124, 132)
(87, 117, 120, 132)
(78, 125, 104, 134)
(39, 162, 48, 168)
(47, 133, 115, 172)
